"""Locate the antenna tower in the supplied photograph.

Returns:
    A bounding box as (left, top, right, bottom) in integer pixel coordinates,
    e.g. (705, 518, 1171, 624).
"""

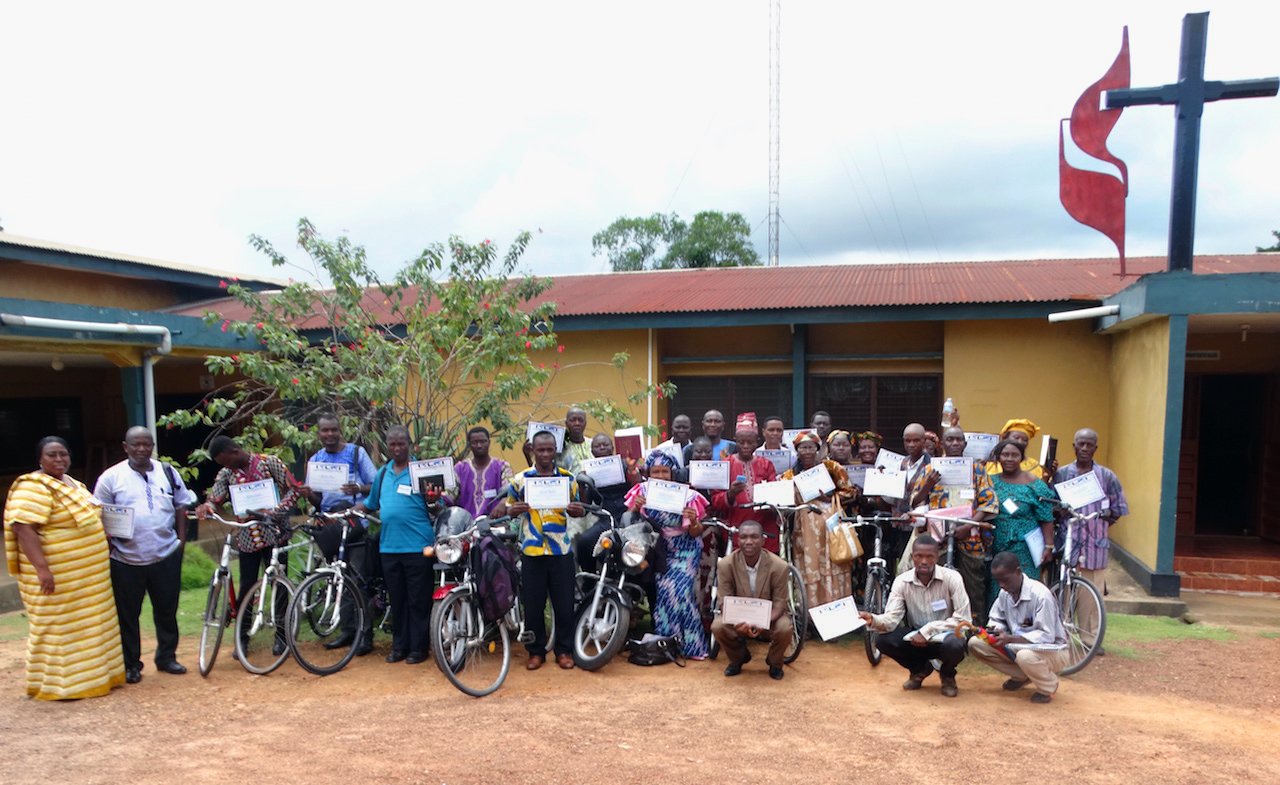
(768, 0, 780, 266)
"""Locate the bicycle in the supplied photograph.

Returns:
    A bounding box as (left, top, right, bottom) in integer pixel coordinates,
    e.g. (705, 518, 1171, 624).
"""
(194, 512, 257, 677)
(902, 509, 995, 570)
(429, 515, 541, 698)
(234, 518, 324, 675)
(1039, 497, 1107, 675)
(837, 512, 912, 666)
(745, 501, 815, 664)
(287, 509, 383, 676)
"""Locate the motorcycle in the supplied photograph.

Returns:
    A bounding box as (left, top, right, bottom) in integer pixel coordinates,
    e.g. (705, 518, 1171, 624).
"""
(571, 505, 659, 670)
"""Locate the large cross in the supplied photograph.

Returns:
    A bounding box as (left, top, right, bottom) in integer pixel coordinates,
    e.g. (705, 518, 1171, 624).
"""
(1105, 12, 1277, 272)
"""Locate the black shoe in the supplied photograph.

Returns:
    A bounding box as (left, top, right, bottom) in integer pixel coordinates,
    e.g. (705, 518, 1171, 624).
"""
(355, 635, 374, 657)
(769, 666, 784, 681)
(272, 640, 287, 657)
(125, 667, 142, 684)
(385, 650, 407, 663)
(405, 651, 428, 664)
(724, 661, 744, 677)
(156, 661, 187, 675)
(324, 633, 356, 650)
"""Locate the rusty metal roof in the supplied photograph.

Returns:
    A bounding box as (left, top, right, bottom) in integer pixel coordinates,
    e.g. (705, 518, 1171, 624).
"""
(172, 254, 1280, 325)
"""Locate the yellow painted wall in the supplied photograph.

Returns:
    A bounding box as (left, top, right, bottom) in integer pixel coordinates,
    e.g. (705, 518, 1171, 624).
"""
(1, 260, 186, 310)
(943, 318, 1114, 464)
(1105, 318, 1171, 570)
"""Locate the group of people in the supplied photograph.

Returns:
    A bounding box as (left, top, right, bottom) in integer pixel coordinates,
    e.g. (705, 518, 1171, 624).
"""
(4, 404, 1126, 705)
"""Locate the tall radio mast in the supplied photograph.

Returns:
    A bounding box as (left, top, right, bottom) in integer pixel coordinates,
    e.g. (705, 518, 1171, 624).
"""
(768, 0, 781, 266)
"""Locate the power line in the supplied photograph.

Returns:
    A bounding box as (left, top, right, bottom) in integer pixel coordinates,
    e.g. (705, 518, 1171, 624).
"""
(839, 153, 885, 257)
(780, 214, 817, 264)
(894, 134, 941, 260)
(873, 135, 911, 258)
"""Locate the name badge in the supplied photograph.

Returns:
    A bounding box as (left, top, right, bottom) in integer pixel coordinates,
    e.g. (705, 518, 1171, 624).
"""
(1002, 498, 1019, 514)
(483, 489, 498, 499)
(930, 598, 948, 612)
(396, 483, 414, 496)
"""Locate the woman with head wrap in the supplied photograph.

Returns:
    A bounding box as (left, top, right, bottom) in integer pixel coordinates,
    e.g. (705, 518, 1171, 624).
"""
(782, 431, 857, 607)
(626, 449, 710, 658)
(984, 419, 1054, 481)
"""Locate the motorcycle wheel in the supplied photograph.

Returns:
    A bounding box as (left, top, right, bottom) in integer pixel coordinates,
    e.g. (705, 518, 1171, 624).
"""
(572, 592, 630, 670)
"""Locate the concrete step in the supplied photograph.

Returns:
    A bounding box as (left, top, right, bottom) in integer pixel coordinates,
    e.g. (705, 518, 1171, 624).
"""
(1177, 570, 1280, 595)
(1103, 564, 1188, 618)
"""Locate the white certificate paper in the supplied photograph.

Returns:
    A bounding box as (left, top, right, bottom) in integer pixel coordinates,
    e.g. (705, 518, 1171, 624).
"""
(526, 421, 566, 452)
(644, 480, 690, 515)
(1055, 471, 1106, 510)
(688, 460, 731, 490)
(792, 464, 836, 502)
(752, 479, 797, 507)
(581, 454, 626, 487)
(306, 461, 350, 493)
(808, 596, 866, 641)
(1024, 527, 1047, 567)
(722, 596, 772, 628)
(229, 479, 280, 516)
(962, 432, 1000, 460)
(932, 457, 974, 489)
(875, 448, 906, 470)
(524, 476, 571, 509)
(101, 505, 135, 539)
(782, 429, 812, 446)
(757, 449, 793, 475)
(862, 467, 907, 499)
(845, 464, 870, 488)
(410, 457, 456, 492)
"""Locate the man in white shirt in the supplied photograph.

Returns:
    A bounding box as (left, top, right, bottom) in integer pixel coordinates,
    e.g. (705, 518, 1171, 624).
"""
(968, 551, 1070, 704)
(93, 426, 197, 683)
(859, 534, 971, 697)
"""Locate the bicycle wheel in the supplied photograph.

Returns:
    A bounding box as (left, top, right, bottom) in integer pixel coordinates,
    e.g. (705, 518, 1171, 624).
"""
(430, 588, 510, 698)
(572, 592, 630, 671)
(289, 569, 367, 676)
(234, 577, 295, 675)
(1055, 576, 1106, 676)
(197, 571, 230, 677)
(783, 564, 808, 664)
(863, 571, 884, 667)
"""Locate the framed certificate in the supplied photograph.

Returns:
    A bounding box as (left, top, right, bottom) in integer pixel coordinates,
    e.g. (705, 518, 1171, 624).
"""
(101, 505, 135, 539)
(808, 596, 866, 641)
(792, 464, 836, 502)
(862, 467, 907, 499)
(751, 479, 797, 507)
(229, 479, 280, 516)
(1055, 471, 1106, 510)
(581, 454, 626, 487)
(845, 464, 869, 489)
(526, 421, 566, 452)
(688, 460, 731, 490)
(524, 476, 571, 509)
(962, 433, 1000, 460)
(932, 457, 973, 489)
(875, 448, 906, 470)
(410, 457, 456, 491)
(644, 479, 690, 515)
(722, 596, 772, 628)
(306, 461, 350, 493)
(756, 449, 793, 475)
(782, 429, 812, 446)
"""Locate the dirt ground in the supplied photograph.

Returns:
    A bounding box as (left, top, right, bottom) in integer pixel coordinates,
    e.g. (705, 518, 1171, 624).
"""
(3, 624, 1279, 785)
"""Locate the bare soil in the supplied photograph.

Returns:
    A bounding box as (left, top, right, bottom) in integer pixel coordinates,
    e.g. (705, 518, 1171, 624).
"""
(2, 633, 1277, 785)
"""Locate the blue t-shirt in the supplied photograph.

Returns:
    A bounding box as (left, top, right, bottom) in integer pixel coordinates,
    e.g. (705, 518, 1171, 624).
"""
(309, 443, 379, 512)
(364, 463, 436, 553)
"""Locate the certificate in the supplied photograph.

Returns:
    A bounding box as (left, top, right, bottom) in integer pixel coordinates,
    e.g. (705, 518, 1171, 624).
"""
(581, 455, 626, 487)
(644, 479, 690, 515)
(792, 464, 836, 502)
(524, 476, 571, 509)
(410, 457, 456, 492)
(932, 457, 974, 489)
(101, 505, 135, 539)
(229, 479, 279, 516)
(306, 461, 350, 493)
(751, 479, 797, 507)
(962, 432, 1000, 460)
(782, 429, 812, 446)
(808, 596, 866, 641)
(1055, 471, 1106, 510)
(862, 467, 907, 499)
(757, 449, 793, 475)
(1024, 527, 1047, 567)
(688, 460, 730, 490)
(845, 464, 869, 488)
(722, 596, 772, 628)
(875, 448, 906, 470)
(526, 421, 566, 452)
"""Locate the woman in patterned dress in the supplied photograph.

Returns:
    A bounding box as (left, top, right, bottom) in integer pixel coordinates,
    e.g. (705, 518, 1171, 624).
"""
(782, 431, 857, 608)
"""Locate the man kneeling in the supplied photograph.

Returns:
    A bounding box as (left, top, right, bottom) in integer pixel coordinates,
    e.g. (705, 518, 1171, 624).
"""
(968, 551, 1069, 704)
(858, 535, 971, 697)
(711, 520, 792, 680)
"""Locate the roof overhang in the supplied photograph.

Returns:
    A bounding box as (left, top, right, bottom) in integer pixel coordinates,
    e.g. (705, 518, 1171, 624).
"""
(0, 297, 254, 354)
(1098, 270, 1280, 333)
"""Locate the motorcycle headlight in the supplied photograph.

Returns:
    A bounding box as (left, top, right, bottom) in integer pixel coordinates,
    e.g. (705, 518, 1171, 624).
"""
(621, 539, 647, 568)
(435, 539, 463, 565)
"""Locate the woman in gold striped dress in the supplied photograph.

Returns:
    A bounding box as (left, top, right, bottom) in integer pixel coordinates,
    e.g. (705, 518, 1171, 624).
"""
(4, 436, 125, 700)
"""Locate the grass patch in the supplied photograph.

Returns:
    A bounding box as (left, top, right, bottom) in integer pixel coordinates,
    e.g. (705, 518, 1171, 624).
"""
(181, 545, 218, 590)
(1105, 613, 1234, 645)
(1258, 631, 1280, 639)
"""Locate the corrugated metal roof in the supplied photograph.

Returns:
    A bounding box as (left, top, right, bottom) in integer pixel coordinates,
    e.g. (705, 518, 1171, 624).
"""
(0, 232, 288, 288)
(172, 254, 1280, 326)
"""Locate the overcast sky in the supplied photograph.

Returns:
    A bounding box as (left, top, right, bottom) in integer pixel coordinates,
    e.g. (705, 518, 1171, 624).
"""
(2, 1, 1277, 281)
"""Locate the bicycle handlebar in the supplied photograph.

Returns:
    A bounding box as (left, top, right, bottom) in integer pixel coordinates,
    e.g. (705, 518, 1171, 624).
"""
(194, 511, 258, 528)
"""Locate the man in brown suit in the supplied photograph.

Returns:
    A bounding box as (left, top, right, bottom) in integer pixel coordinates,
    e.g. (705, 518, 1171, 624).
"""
(711, 520, 793, 680)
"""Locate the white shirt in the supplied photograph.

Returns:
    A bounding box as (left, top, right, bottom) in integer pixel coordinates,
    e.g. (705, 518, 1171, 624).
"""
(94, 460, 197, 565)
(745, 559, 760, 595)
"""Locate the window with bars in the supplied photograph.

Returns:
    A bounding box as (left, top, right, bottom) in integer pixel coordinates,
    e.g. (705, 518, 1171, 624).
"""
(808, 374, 941, 434)
(666, 375, 793, 434)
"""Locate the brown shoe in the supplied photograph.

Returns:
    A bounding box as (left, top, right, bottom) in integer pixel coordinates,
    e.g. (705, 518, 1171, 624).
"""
(903, 672, 929, 691)
(526, 654, 545, 671)
(940, 677, 958, 698)
(556, 653, 575, 670)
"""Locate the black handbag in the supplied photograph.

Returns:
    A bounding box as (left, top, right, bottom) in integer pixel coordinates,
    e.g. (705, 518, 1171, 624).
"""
(626, 635, 686, 667)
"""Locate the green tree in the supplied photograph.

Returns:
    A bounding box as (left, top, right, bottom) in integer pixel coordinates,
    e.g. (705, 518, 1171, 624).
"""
(159, 219, 673, 474)
(592, 210, 761, 271)
(1258, 229, 1280, 252)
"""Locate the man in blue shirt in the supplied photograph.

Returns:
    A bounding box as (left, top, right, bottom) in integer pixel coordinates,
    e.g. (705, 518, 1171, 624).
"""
(358, 425, 436, 664)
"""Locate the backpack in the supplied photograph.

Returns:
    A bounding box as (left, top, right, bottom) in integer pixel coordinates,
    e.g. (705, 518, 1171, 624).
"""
(471, 535, 519, 623)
